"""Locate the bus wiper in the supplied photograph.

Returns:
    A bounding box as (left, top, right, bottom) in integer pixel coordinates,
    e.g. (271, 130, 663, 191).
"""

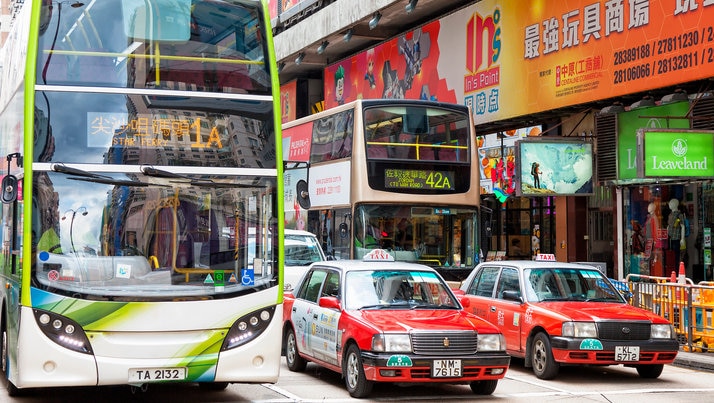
(141, 165, 192, 180)
(67, 176, 152, 187)
(189, 180, 257, 188)
(52, 163, 109, 179)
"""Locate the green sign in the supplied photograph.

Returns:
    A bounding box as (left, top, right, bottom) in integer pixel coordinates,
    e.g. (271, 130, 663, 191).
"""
(386, 355, 413, 367)
(617, 102, 690, 180)
(639, 130, 714, 177)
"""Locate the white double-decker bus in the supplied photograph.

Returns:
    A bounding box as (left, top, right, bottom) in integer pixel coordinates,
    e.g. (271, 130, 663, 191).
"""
(0, 0, 283, 394)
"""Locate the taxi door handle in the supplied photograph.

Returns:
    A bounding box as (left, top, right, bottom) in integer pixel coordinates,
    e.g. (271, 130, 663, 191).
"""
(313, 314, 318, 319)
(292, 307, 297, 312)
(490, 306, 497, 312)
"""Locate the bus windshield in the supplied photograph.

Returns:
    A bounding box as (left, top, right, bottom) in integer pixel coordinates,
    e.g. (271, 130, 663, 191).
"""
(33, 172, 276, 300)
(353, 204, 478, 270)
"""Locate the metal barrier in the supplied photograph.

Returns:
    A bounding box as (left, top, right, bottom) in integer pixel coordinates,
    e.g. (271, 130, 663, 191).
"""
(624, 274, 714, 353)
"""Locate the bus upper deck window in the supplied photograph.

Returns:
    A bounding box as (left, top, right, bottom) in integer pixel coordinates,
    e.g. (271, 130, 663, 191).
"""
(123, 0, 191, 42)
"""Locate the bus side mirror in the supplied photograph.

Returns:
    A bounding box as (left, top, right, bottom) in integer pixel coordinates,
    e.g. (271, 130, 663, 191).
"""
(296, 180, 310, 209)
(1, 175, 18, 204)
(339, 222, 349, 239)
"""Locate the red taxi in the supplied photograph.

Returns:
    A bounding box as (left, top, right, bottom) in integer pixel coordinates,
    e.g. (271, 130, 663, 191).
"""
(457, 257, 679, 380)
(282, 249, 510, 398)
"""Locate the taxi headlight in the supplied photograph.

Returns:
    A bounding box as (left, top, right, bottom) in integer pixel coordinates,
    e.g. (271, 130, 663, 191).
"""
(372, 334, 412, 352)
(651, 324, 674, 339)
(477, 333, 505, 352)
(562, 322, 597, 338)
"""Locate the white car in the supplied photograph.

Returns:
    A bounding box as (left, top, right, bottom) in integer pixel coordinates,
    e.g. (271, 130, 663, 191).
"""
(283, 229, 327, 290)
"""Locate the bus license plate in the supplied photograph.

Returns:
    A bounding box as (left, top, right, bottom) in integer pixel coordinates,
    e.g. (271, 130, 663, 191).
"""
(128, 367, 187, 383)
(615, 346, 640, 361)
(432, 359, 462, 377)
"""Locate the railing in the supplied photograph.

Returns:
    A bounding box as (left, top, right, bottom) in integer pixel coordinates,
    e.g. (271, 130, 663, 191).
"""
(624, 274, 714, 353)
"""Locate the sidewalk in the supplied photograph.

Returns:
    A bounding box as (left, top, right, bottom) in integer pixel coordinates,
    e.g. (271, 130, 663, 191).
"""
(672, 348, 714, 372)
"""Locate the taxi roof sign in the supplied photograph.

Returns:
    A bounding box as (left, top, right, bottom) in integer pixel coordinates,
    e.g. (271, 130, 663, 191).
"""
(535, 253, 556, 261)
(363, 249, 395, 262)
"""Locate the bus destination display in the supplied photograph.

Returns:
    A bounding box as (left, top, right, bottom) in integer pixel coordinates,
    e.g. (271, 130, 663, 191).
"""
(385, 168, 454, 190)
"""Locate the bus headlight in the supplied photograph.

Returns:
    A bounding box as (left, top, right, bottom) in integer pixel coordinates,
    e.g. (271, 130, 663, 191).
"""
(478, 333, 505, 352)
(33, 309, 93, 354)
(372, 334, 411, 352)
(221, 306, 276, 351)
(651, 324, 674, 339)
(562, 322, 597, 338)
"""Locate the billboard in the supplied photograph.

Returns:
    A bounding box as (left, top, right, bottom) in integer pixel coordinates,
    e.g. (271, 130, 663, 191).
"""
(325, 1, 714, 126)
(516, 139, 594, 196)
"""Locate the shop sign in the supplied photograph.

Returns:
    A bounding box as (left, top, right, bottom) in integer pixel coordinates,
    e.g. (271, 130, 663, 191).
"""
(637, 129, 714, 178)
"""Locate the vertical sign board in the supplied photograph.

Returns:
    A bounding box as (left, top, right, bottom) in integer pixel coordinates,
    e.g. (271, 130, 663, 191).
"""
(637, 129, 714, 178)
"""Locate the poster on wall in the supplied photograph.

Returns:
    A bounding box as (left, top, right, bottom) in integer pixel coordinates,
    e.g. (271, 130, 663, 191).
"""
(477, 126, 542, 196)
(280, 80, 298, 124)
(324, 1, 714, 127)
(516, 139, 594, 196)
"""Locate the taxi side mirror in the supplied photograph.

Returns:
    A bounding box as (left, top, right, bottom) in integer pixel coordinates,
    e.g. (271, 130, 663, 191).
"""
(458, 296, 470, 308)
(318, 296, 341, 310)
(502, 290, 523, 303)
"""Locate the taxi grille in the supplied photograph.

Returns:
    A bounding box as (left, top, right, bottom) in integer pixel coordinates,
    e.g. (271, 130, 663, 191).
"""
(597, 322, 650, 341)
(411, 331, 478, 355)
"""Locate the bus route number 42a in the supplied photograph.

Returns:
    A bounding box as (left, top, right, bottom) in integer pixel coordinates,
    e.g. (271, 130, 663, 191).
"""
(432, 359, 461, 377)
(128, 367, 187, 382)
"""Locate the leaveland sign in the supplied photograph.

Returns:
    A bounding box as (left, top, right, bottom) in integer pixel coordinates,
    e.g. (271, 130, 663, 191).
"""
(637, 129, 714, 178)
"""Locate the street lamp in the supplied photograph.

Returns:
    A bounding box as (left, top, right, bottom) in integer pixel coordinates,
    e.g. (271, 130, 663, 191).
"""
(62, 207, 88, 254)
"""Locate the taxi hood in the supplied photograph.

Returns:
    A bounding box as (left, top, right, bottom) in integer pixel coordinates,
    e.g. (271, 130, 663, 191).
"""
(356, 309, 498, 333)
(537, 301, 664, 322)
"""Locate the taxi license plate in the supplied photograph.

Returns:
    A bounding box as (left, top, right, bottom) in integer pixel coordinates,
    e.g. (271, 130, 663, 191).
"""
(615, 346, 640, 361)
(128, 367, 187, 383)
(432, 359, 462, 377)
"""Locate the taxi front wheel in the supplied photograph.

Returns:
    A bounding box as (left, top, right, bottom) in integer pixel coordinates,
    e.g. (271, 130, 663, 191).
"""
(285, 328, 307, 372)
(470, 379, 498, 395)
(531, 332, 560, 380)
(344, 344, 373, 398)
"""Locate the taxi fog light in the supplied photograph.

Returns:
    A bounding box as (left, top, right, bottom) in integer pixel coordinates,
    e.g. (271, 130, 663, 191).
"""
(380, 369, 398, 377)
(478, 334, 505, 352)
(221, 306, 276, 351)
(491, 367, 505, 375)
(651, 324, 674, 339)
(562, 322, 597, 338)
(372, 334, 411, 352)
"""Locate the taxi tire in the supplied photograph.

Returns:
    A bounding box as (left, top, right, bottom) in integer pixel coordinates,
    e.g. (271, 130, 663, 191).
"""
(636, 364, 664, 379)
(531, 332, 559, 380)
(344, 344, 373, 398)
(285, 328, 307, 372)
(470, 379, 498, 395)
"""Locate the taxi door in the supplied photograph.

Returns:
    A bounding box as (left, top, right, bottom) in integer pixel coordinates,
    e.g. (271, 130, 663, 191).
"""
(490, 267, 524, 353)
(308, 270, 341, 367)
(290, 269, 329, 359)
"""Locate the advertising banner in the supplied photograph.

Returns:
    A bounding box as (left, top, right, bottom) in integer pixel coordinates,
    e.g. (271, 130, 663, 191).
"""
(324, 0, 714, 126)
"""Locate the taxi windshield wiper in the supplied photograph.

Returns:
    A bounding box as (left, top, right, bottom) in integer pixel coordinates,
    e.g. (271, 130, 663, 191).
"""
(68, 176, 151, 187)
(410, 303, 456, 310)
(358, 304, 392, 310)
(52, 163, 109, 179)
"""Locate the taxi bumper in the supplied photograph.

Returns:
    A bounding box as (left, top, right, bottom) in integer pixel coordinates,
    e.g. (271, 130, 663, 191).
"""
(360, 352, 510, 383)
(550, 337, 679, 364)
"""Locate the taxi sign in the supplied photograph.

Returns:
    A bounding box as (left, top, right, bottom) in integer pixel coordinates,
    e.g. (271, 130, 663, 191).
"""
(535, 253, 556, 261)
(362, 249, 395, 261)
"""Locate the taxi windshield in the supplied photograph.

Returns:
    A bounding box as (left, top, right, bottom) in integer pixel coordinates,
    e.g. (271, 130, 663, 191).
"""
(344, 270, 458, 310)
(524, 268, 625, 303)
